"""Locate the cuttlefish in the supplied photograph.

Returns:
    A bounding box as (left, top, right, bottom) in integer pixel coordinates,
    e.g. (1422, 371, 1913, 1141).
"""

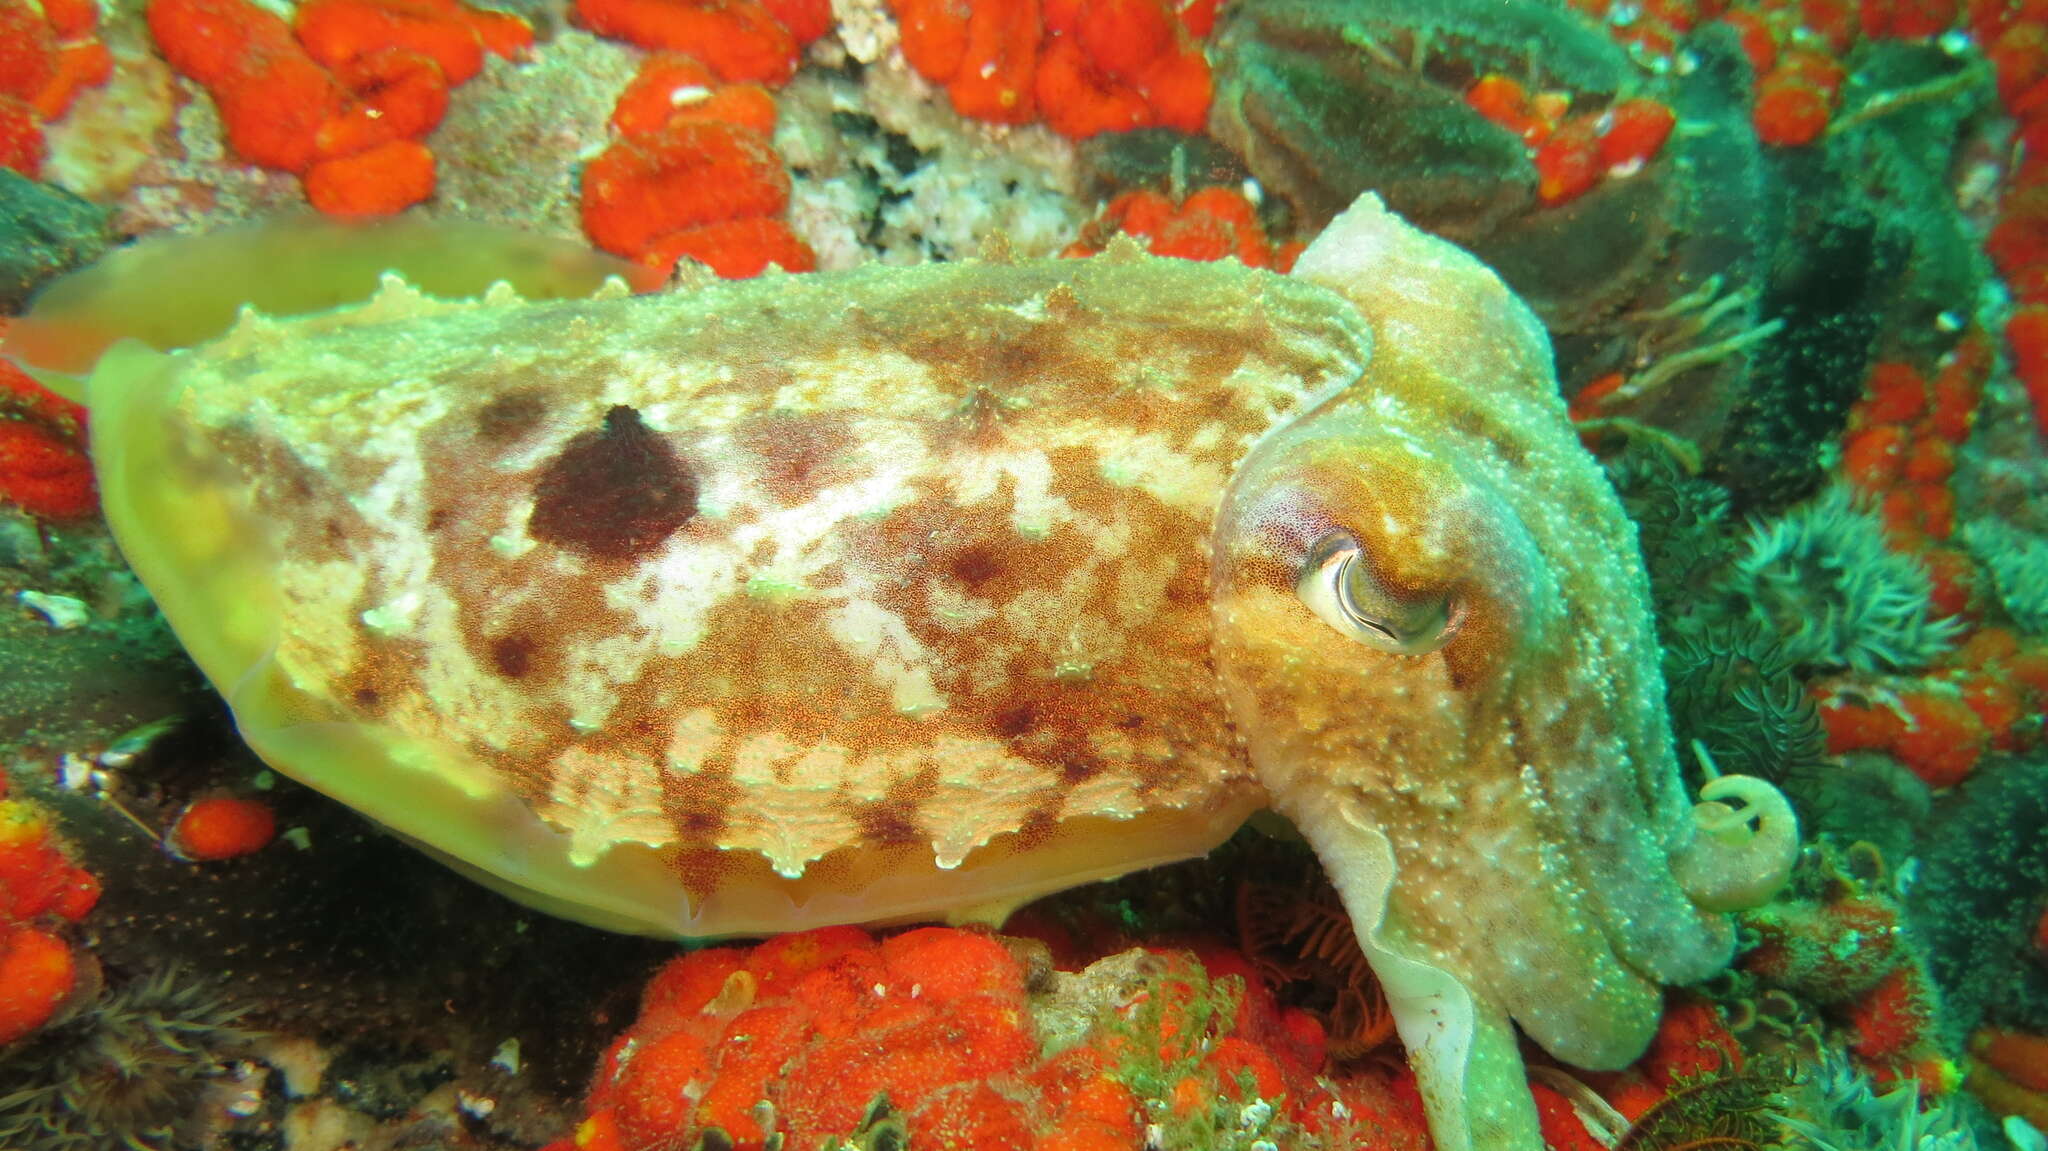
(8, 196, 1796, 1151)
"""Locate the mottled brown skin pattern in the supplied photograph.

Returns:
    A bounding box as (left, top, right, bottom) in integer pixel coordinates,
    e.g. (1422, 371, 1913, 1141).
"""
(174, 254, 1369, 896)
(89, 203, 1800, 1151)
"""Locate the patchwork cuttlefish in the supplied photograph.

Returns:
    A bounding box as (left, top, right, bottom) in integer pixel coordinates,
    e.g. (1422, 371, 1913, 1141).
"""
(9, 196, 1796, 1151)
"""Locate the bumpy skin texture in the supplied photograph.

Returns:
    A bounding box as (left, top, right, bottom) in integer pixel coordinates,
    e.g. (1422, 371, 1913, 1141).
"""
(1209, 196, 1773, 1151)
(89, 249, 1354, 933)
(76, 199, 1793, 1151)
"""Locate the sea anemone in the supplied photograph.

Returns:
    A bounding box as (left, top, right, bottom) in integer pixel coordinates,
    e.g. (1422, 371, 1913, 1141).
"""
(1605, 444, 1740, 620)
(0, 965, 253, 1151)
(1906, 755, 2048, 1042)
(1717, 483, 1961, 673)
(1959, 519, 2048, 636)
(1773, 1051, 1979, 1151)
(1664, 620, 1827, 783)
(1236, 866, 1396, 1059)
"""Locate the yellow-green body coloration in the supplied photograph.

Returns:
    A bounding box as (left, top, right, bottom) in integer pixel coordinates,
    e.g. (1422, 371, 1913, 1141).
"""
(50, 197, 1796, 1151)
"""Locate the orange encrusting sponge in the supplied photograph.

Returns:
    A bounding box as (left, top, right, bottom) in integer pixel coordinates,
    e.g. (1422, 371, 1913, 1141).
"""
(1461, 74, 1676, 208)
(147, 0, 531, 216)
(609, 54, 778, 136)
(0, 0, 115, 178)
(1837, 344, 1983, 548)
(582, 121, 789, 255)
(890, 0, 1211, 138)
(0, 420, 97, 520)
(639, 217, 819, 279)
(1569, 0, 1957, 151)
(2003, 301, 2048, 438)
(579, 44, 816, 279)
(0, 775, 101, 1044)
(575, 0, 817, 86)
(543, 929, 1356, 1151)
(1064, 187, 1301, 269)
(167, 796, 280, 862)
(0, 926, 76, 1043)
(1814, 624, 2048, 792)
(0, 338, 96, 521)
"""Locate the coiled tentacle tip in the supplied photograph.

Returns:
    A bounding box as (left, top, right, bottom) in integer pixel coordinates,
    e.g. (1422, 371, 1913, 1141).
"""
(1672, 774, 1799, 913)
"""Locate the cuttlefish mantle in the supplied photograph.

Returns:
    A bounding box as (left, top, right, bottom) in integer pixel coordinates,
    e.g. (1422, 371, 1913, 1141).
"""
(17, 198, 1798, 1151)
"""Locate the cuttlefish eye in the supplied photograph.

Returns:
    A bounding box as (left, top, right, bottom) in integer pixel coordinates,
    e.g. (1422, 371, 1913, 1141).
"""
(1296, 531, 1463, 654)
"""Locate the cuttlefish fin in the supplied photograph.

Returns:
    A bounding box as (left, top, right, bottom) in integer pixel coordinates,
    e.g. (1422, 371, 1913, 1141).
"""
(1, 214, 656, 402)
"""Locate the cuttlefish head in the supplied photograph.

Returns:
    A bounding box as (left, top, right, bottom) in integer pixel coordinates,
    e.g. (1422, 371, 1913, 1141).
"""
(1209, 195, 1797, 1151)
(1215, 422, 1531, 681)
(1210, 413, 1549, 1151)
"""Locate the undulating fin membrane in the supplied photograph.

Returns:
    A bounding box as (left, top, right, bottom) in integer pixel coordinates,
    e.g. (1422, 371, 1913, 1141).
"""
(1, 215, 657, 398)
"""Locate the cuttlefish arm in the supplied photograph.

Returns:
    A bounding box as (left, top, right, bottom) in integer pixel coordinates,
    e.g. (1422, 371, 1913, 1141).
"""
(1211, 195, 1798, 1151)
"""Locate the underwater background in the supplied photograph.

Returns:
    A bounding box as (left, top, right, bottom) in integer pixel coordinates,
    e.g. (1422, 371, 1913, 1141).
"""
(3, 0, 2048, 1148)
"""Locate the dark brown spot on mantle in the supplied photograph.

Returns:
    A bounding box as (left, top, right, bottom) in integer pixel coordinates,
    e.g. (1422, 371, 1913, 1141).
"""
(489, 634, 537, 679)
(948, 544, 1004, 588)
(529, 405, 698, 561)
(851, 769, 940, 846)
(854, 799, 922, 845)
(476, 390, 548, 443)
(992, 702, 1036, 738)
(736, 412, 855, 501)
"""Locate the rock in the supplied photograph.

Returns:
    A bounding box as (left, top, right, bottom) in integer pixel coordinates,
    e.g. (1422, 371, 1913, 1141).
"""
(0, 170, 109, 313)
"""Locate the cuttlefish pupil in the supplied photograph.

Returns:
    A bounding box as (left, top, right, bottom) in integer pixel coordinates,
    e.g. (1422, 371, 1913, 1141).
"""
(1296, 530, 1461, 654)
